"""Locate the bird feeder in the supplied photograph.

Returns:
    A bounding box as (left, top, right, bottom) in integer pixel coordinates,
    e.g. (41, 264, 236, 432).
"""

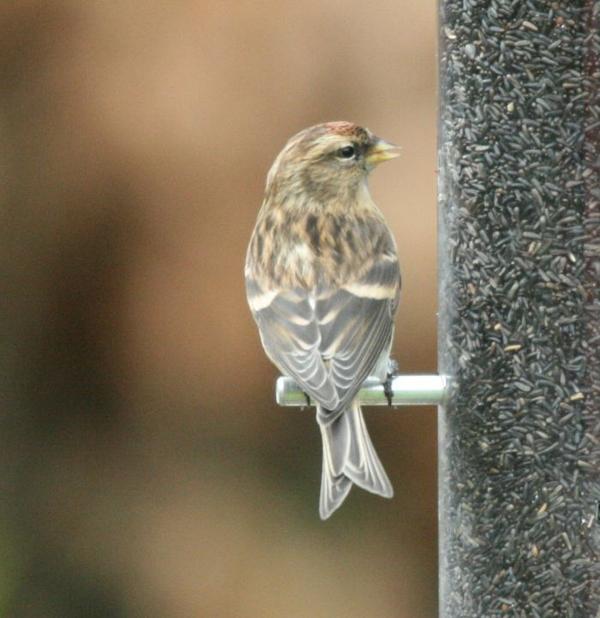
(438, 1, 600, 615)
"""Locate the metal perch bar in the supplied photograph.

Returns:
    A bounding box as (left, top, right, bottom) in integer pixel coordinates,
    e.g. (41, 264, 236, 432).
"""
(276, 374, 447, 407)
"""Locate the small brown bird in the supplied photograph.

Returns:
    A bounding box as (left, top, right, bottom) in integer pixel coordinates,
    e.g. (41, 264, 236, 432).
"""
(245, 121, 401, 518)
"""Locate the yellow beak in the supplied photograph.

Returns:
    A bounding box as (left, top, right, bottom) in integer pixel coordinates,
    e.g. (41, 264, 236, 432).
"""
(365, 138, 400, 167)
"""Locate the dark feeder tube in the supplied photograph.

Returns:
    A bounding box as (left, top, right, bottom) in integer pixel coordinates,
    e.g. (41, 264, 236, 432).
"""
(438, 2, 600, 616)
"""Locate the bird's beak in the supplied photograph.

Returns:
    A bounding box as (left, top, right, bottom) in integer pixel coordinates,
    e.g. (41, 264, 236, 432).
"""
(365, 138, 400, 167)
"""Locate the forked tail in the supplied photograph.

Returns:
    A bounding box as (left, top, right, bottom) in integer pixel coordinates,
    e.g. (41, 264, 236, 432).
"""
(318, 400, 393, 519)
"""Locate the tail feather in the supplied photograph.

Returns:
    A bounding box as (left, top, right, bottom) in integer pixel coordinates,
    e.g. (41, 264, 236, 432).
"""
(318, 400, 393, 520)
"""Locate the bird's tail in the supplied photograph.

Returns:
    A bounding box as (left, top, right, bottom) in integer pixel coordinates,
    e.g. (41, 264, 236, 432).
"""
(318, 399, 393, 520)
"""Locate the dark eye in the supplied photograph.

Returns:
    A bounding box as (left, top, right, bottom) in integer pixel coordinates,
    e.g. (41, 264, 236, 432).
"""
(338, 145, 356, 159)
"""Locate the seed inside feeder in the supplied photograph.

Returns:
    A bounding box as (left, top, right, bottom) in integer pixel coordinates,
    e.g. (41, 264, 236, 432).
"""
(438, 1, 600, 615)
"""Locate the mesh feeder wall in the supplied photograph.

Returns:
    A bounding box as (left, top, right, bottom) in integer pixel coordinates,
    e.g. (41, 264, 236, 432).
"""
(438, 1, 600, 616)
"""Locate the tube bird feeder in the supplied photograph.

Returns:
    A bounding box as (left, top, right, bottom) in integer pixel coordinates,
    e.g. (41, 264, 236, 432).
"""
(438, 1, 600, 616)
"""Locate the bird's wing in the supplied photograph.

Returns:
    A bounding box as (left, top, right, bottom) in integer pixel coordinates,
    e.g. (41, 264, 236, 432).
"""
(316, 252, 400, 414)
(246, 278, 340, 410)
(247, 253, 400, 414)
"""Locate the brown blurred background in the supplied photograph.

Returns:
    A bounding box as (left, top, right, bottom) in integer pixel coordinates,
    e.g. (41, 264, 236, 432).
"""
(1, 1, 437, 616)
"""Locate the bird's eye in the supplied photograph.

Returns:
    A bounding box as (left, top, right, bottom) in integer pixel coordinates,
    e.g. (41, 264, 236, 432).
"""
(338, 145, 356, 159)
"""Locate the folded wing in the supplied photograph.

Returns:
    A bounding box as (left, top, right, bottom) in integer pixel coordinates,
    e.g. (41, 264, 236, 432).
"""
(246, 253, 400, 416)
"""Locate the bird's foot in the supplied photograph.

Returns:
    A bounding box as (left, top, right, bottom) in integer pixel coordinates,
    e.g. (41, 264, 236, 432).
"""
(303, 392, 312, 407)
(382, 371, 397, 407)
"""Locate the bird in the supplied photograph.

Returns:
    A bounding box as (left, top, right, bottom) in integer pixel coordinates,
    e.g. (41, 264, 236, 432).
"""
(245, 121, 401, 519)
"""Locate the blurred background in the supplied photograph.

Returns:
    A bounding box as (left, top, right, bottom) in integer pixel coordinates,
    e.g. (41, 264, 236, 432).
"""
(1, 1, 437, 616)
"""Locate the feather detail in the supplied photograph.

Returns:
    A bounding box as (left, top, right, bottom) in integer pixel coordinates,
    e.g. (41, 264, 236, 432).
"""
(318, 400, 393, 519)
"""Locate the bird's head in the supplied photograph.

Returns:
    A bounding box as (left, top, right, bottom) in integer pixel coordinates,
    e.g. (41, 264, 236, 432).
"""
(265, 121, 399, 202)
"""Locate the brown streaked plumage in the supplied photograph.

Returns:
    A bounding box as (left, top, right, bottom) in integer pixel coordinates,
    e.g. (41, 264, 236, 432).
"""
(245, 121, 401, 519)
